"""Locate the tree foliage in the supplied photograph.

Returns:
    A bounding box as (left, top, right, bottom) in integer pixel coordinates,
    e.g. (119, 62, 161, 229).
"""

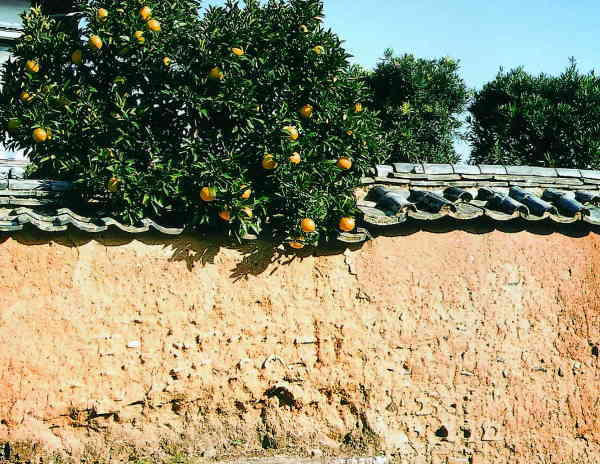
(0, 0, 386, 247)
(368, 49, 469, 164)
(468, 59, 600, 168)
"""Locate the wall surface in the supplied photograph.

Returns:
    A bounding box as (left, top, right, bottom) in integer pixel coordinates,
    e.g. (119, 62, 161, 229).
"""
(0, 227, 599, 463)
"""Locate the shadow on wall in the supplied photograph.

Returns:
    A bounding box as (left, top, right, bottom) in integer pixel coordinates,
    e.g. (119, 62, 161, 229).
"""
(0, 216, 597, 278)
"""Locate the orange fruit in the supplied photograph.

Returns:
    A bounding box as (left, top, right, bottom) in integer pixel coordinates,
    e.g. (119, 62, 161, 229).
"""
(71, 49, 83, 64)
(218, 210, 231, 221)
(300, 218, 316, 233)
(96, 8, 108, 22)
(7, 118, 21, 131)
(312, 45, 324, 55)
(339, 217, 356, 232)
(282, 125, 299, 141)
(107, 177, 120, 193)
(208, 66, 224, 80)
(134, 31, 145, 44)
(231, 47, 244, 56)
(25, 60, 40, 73)
(337, 157, 352, 170)
(289, 240, 305, 249)
(354, 103, 363, 113)
(289, 152, 301, 164)
(32, 128, 48, 143)
(298, 104, 313, 119)
(88, 35, 103, 50)
(19, 91, 33, 102)
(139, 6, 152, 20)
(147, 19, 161, 32)
(162, 56, 171, 66)
(199, 186, 217, 202)
(262, 154, 278, 170)
(241, 207, 253, 218)
(346, 130, 353, 136)
(298, 25, 309, 33)
(240, 187, 252, 199)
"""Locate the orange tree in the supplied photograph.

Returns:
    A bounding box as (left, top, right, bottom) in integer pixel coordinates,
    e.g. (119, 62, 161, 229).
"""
(0, 0, 387, 247)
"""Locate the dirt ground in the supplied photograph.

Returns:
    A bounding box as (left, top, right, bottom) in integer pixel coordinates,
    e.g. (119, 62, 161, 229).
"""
(0, 224, 599, 463)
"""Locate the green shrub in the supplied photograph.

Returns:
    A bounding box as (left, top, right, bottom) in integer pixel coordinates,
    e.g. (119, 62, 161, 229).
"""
(468, 59, 600, 168)
(368, 49, 469, 164)
(0, 0, 386, 247)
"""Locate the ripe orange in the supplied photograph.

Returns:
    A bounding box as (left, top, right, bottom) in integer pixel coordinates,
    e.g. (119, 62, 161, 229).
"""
(88, 35, 103, 50)
(240, 187, 252, 199)
(162, 57, 171, 67)
(107, 177, 120, 193)
(96, 8, 108, 22)
(25, 59, 39, 73)
(32, 128, 48, 143)
(218, 210, 231, 221)
(199, 186, 217, 202)
(289, 152, 301, 164)
(298, 25, 309, 33)
(147, 19, 161, 32)
(139, 6, 152, 20)
(282, 125, 299, 141)
(262, 154, 278, 170)
(337, 157, 352, 170)
(289, 240, 305, 249)
(7, 118, 21, 131)
(354, 103, 363, 113)
(298, 104, 313, 118)
(208, 66, 224, 80)
(71, 49, 83, 64)
(19, 91, 33, 102)
(300, 218, 316, 233)
(312, 45, 325, 55)
(231, 47, 244, 56)
(134, 31, 145, 44)
(346, 130, 353, 136)
(339, 217, 356, 232)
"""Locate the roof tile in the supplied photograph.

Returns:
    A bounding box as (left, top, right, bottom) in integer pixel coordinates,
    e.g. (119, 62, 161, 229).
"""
(556, 168, 582, 178)
(480, 165, 508, 175)
(422, 163, 453, 175)
(505, 165, 558, 177)
(393, 163, 421, 174)
(453, 164, 481, 175)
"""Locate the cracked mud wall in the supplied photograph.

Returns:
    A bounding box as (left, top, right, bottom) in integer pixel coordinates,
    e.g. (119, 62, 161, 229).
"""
(0, 228, 599, 463)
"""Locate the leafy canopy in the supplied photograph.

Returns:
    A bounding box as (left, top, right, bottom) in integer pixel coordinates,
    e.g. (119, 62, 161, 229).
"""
(368, 49, 469, 164)
(0, 0, 386, 246)
(468, 58, 600, 168)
